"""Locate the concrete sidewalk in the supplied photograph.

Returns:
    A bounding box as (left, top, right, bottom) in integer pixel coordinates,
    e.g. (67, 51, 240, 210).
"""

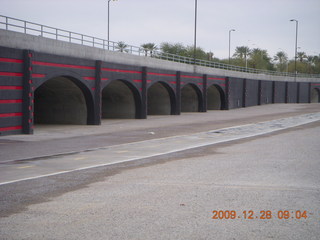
(0, 104, 319, 163)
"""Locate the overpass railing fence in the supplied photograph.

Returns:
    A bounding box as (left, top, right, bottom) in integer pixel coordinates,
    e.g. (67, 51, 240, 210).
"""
(1, 15, 319, 79)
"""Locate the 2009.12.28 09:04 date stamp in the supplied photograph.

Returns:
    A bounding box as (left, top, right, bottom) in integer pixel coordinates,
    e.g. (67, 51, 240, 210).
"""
(212, 210, 311, 220)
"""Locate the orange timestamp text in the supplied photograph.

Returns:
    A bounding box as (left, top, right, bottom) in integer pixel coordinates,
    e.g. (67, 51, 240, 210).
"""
(212, 210, 310, 220)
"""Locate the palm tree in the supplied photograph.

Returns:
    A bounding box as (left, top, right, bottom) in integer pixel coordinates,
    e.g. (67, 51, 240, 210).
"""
(116, 41, 128, 53)
(233, 46, 251, 60)
(141, 43, 157, 56)
(274, 51, 288, 72)
(233, 46, 251, 67)
(274, 51, 288, 64)
(249, 48, 273, 70)
(297, 52, 307, 62)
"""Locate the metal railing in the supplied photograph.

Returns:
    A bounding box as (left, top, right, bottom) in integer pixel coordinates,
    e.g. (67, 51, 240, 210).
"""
(1, 15, 319, 79)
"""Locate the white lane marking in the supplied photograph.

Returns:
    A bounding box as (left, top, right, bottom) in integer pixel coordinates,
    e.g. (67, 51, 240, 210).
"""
(17, 165, 33, 169)
(0, 113, 319, 186)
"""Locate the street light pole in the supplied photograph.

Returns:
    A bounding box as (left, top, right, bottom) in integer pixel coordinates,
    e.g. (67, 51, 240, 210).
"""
(108, 0, 117, 50)
(229, 29, 235, 64)
(290, 19, 298, 82)
(193, 0, 198, 65)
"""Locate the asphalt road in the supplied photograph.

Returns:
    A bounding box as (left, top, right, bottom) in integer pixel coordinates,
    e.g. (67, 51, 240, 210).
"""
(0, 104, 320, 239)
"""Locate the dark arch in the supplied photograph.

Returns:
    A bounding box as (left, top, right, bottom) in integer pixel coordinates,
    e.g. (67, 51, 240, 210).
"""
(34, 76, 93, 125)
(207, 84, 226, 110)
(102, 80, 141, 119)
(181, 83, 203, 112)
(147, 82, 176, 115)
(311, 88, 320, 103)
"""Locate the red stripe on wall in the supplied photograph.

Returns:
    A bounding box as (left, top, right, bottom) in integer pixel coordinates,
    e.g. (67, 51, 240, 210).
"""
(83, 77, 95, 80)
(32, 73, 46, 78)
(0, 58, 23, 63)
(181, 75, 202, 79)
(148, 72, 176, 77)
(0, 99, 23, 104)
(133, 79, 152, 83)
(208, 77, 225, 81)
(170, 81, 177, 84)
(0, 72, 23, 77)
(0, 86, 23, 90)
(84, 77, 109, 81)
(102, 68, 142, 74)
(0, 112, 23, 117)
(0, 125, 22, 132)
(32, 61, 95, 70)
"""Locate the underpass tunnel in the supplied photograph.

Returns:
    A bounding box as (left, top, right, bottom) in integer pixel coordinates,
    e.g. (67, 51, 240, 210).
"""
(181, 84, 201, 112)
(207, 84, 225, 110)
(311, 88, 320, 103)
(102, 80, 137, 119)
(147, 82, 174, 115)
(34, 76, 88, 125)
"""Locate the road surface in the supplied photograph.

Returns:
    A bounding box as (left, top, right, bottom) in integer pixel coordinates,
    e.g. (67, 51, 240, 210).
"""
(0, 104, 319, 239)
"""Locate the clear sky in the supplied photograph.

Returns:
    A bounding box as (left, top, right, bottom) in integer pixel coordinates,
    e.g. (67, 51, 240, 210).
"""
(1, 0, 320, 59)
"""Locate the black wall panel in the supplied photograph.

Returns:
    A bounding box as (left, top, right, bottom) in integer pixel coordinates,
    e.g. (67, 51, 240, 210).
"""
(299, 82, 310, 103)
(287, 82, 298, 103)
(244, 79, 259, 107)
(227, 78, 244, 109)
(273, 81, 286, 103)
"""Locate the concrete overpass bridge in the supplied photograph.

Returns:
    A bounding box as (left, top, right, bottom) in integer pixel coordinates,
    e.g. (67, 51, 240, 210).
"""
(0, 16, 320, 136)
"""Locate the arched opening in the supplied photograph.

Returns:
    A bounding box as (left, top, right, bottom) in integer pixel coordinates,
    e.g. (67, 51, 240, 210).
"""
(311, 88, 320, 103)
(181, 84, 201, 112)
(207, 84, 225, 110)
(102, 80, 138, 119)
(34, 76, 88, 124)
(147, 82, 175, 115)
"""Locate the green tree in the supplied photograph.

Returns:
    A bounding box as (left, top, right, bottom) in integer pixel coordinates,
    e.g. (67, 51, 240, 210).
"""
(233, 46, 250, 60)
(141, 43, 157, 56)
(297, 51, 307, 62)
(160, 42, 188, 56)
(248, 48, 274, 70)
(233, 46, 251, 67)
(116, 41, 128, 53)
(185, 45, 208, 60)
(274, 51, 288, 72)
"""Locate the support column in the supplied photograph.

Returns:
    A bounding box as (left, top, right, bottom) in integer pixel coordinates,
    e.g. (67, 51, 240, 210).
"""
(258, 80, 262, 105)
(272, 81, 276, 103)
(285, 82, 289, 103)
(175, 71, 181, 115)
(242, 78, 247, 107)
(308, 82, 311, 103)
(93, 60, 102, 125)
(297, 82, 300, 103)
(138, 67, 147, 119)
(225, 77, 230, 110)
(202, 74, 207, 112)
(22, 50, 34, 134)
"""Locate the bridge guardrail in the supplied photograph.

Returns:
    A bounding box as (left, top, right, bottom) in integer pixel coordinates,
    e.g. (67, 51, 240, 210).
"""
(1, 15, 319, 79)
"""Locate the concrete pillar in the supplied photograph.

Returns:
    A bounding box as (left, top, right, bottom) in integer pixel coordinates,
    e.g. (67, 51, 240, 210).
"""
(258, 80, 262, 105)
(92, 60, 102, 125)
(139, 67, 147, 119)
(175, 71, 181, 115)
(225, 77, 230, 110)
(22, 50, 34, 134)
(272, 81, 276, 103)
(242, 78, 247, 107)
(285, 82, 289, 103)
(202, 74, 207, 112)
